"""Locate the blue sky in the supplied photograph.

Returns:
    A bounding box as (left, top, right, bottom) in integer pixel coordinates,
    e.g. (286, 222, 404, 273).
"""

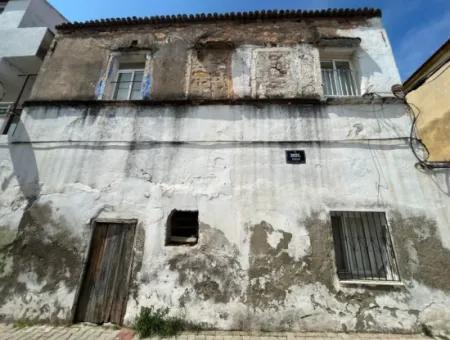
(48, 0, 450, 81)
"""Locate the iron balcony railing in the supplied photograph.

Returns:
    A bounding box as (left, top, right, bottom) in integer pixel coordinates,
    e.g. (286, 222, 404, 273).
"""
(0, 102, 13, 115)
(321, 69, 359, 97)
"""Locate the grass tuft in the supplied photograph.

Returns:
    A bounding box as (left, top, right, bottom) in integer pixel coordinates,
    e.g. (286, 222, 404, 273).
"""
(14, 320, 38, 328)
(133, 306, 205, 338)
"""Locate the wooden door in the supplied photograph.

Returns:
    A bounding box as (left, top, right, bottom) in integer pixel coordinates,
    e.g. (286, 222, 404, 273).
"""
(75, 221, 136, 325)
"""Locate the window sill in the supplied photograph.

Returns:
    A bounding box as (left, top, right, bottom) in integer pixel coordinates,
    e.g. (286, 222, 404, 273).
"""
(166, 242, 198, 247)
(339, 280, 404, 287)
(166, 236, 198, 246)
(324, 96, 402, 105)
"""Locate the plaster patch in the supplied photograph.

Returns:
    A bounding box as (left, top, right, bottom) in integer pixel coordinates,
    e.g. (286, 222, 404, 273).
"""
(168, 223, 245, 304)
(266, 230, 283, 249)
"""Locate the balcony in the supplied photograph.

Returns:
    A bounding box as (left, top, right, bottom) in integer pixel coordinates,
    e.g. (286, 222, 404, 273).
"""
(0, 102, 13, 115)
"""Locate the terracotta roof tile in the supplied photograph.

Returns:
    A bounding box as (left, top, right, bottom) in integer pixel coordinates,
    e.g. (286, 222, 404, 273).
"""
(57, 8, 382, 31)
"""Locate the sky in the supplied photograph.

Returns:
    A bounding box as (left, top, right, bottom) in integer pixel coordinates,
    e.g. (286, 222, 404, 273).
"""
(48, 0, 450, 81)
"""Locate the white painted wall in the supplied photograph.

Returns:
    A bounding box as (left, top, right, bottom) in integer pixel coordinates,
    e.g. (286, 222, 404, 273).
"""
(0, 0, 30, 29)
(0, 103, 449, 333)
(0, 27, 49, 58)
(336, 18, 402, 96)
(19, 0, 66, 32)
(17, 104, 409, 143)
(0, 0, 64, 30)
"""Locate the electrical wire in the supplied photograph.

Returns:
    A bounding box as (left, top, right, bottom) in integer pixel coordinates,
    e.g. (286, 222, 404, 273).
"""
(405, 98, 450, 169)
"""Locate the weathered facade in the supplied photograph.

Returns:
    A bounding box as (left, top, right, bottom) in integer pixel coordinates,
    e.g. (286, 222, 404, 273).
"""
(403, 38, 450, 164)
(0, 8, 450, 336)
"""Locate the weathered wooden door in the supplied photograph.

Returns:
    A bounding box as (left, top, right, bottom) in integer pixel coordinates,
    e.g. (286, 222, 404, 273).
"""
(75, 221, 136, 325)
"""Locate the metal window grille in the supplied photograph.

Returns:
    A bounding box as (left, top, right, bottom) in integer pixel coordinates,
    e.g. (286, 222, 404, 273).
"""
(331, 211, 401, 282)
(321, 60, 358, 97)
(0, 102, 16, 135)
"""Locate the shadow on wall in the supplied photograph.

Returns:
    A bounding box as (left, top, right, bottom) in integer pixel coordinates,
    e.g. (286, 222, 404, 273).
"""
(429, 168, 450, 197)
(3, 121, 40, 207)
(355, 49, 383, 94)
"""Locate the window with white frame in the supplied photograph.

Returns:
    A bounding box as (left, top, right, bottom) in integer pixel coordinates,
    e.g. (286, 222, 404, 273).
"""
(331, 211, 401, 283)
(112, 63, 145, 100)
(321, 60, 358, 97)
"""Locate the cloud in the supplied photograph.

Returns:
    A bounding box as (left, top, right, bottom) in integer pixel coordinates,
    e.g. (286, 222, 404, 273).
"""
(396, 10, 450, 80)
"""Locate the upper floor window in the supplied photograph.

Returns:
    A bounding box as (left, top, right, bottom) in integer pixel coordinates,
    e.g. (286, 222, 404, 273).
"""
(96, 52, 151, 101)
(113, 63, 145, 100)
(321, 60, 358, 97)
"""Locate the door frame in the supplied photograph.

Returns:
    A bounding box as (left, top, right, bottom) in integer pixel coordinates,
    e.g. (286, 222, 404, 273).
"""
(71, 218, 139, 325)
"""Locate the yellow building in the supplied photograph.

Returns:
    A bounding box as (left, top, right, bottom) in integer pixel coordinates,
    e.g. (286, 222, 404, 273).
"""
(403, 39, 450, 164)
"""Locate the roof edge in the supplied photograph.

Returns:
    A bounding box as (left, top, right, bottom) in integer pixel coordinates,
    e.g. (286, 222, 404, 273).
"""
(403, 38, 450, 93)
(56, 8, 382, 31)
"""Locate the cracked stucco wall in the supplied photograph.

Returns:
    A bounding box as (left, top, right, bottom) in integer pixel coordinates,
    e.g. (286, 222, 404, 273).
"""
(406, 61, 450, 162)
(30, 17, 397, 101)
(0, 102, 449, 334)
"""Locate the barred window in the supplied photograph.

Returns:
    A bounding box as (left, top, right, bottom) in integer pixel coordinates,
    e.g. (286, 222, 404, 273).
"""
(321, 60, 358, 97)
(331, 211, 400, 282)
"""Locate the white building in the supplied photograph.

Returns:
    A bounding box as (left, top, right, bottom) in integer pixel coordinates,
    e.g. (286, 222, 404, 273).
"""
(0, 0, 65, 130)
(0, 7, 449, 337)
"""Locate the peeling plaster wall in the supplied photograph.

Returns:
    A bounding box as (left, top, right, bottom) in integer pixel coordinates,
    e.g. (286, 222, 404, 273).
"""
(335, 18, 401, 95)
(1, 102, 450, 334)
(31, 17, 397, 101)
(406, 61, 450, 162)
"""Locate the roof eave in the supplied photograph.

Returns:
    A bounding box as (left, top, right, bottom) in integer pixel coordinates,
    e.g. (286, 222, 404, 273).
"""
(56, 8, 382, 31)
(403, 38, 450, 93)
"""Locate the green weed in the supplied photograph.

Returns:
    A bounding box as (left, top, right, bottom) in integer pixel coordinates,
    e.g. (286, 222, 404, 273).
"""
(133, 306, 205, 338)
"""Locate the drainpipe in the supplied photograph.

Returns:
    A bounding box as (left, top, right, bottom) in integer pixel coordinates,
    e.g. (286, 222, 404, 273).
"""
(1, 74, 36, 135)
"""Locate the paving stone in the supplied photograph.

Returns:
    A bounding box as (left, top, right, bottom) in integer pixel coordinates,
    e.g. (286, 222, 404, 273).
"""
(0, 324, 432, 340)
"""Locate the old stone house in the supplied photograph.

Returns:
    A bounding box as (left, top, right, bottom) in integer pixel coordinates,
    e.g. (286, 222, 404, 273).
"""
(0, 7, 450, 335)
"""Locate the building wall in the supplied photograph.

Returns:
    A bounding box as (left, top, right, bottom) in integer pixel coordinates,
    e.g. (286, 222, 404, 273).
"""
(0, 0, 64, 31)
(0, 102, 450, 333)
(30, 17, 400, 102)
(406, 61, 450, 162)
(1, 11, 449, 335)
(19, 0, 66, 32)
(0, 0, 65, 111)
(0, 0, 31, 29)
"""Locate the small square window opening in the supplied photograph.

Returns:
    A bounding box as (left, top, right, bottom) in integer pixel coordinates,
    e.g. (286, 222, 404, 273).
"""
(331, 211, 401, 282)
(321, 60, 358, 97)
(166, 210, 199, 245)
